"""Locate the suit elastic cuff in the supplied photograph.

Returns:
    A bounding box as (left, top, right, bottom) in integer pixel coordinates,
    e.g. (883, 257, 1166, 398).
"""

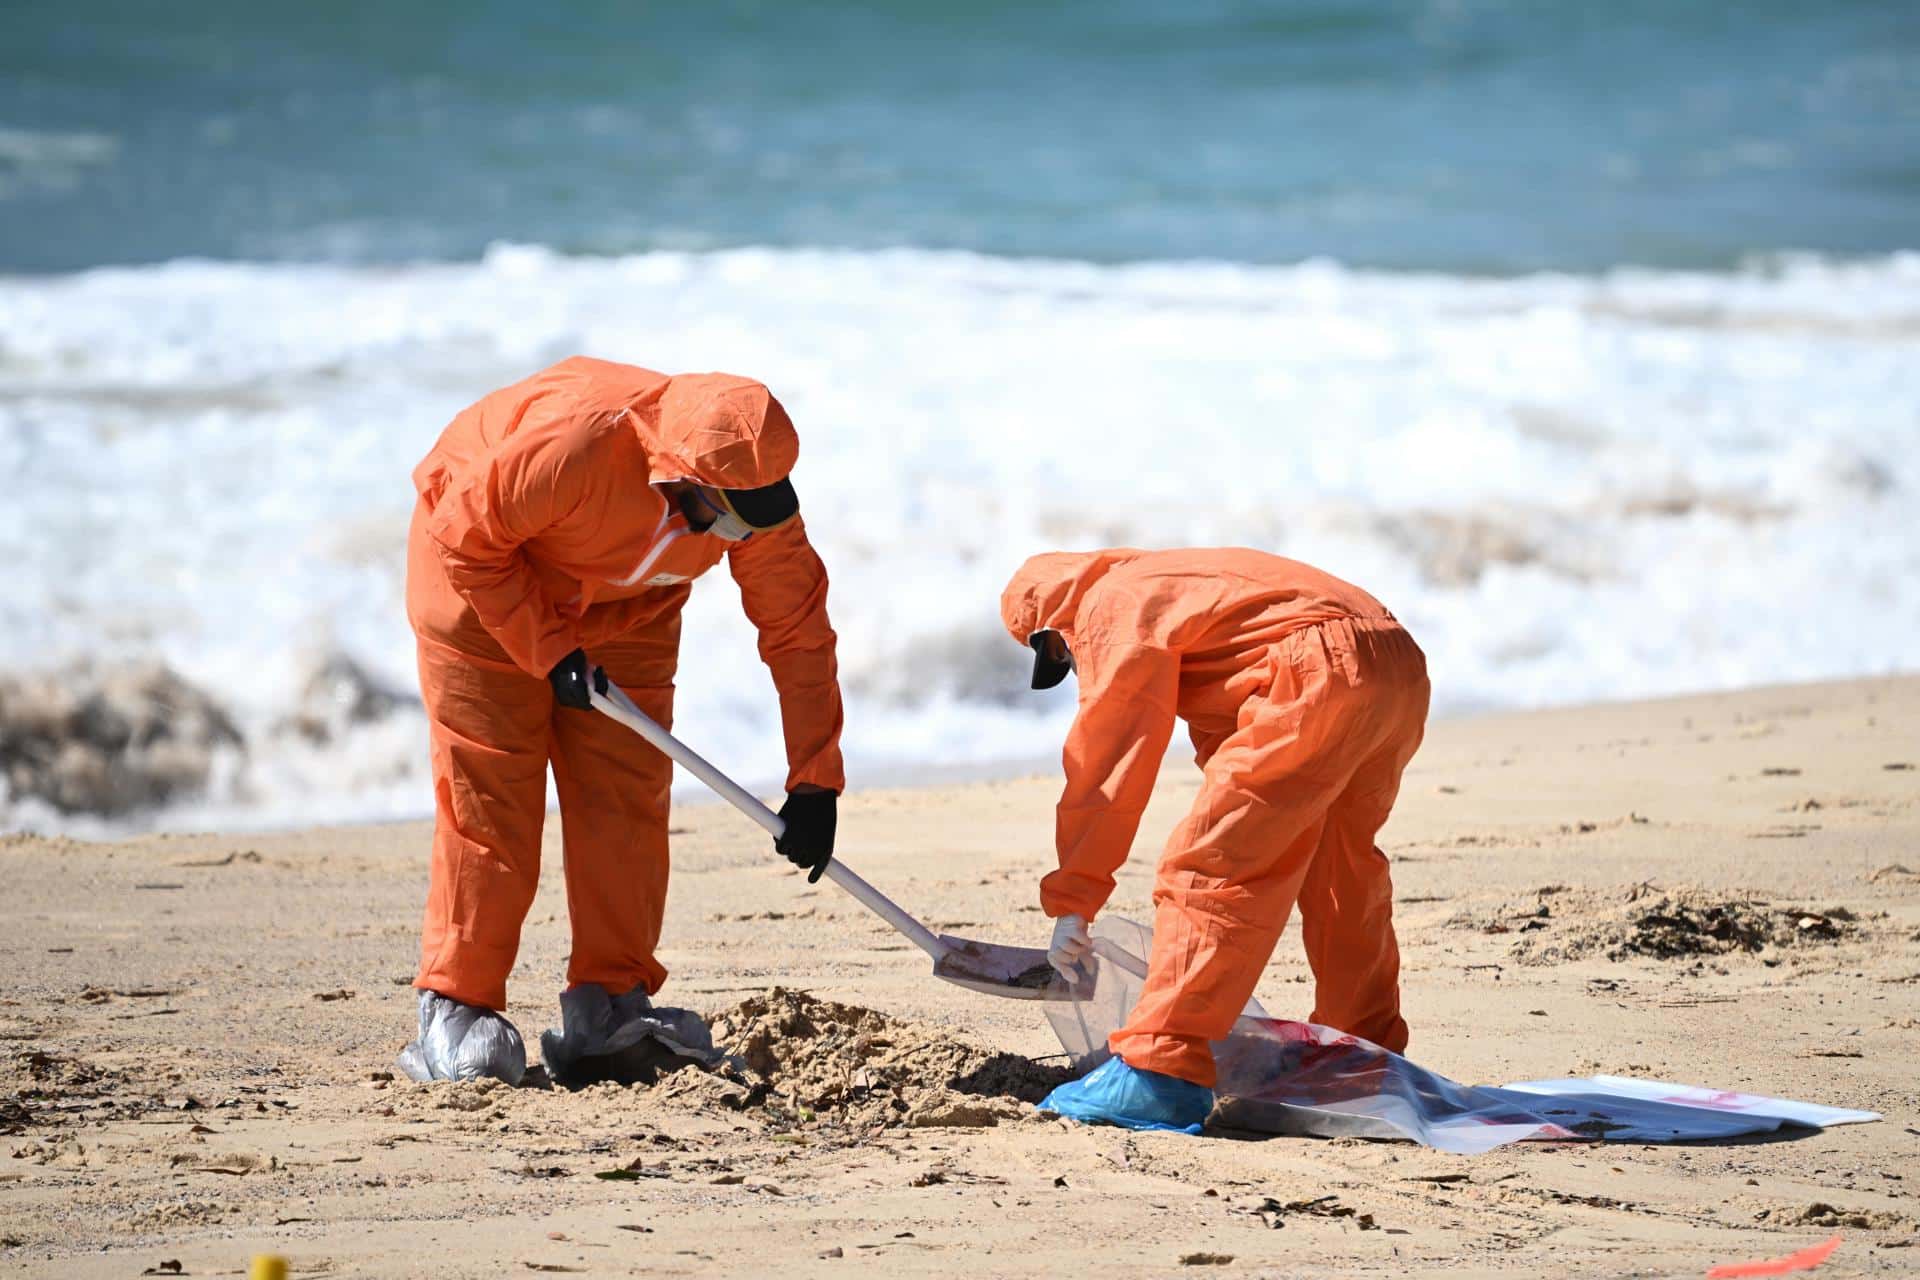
(784, 755, 846, 795)
(527, 632, 583, 681)
(1040, 875, 1110, 923)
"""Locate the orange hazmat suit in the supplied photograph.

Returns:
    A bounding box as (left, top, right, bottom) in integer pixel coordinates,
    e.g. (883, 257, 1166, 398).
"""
(406, 356, 844, 1012)
(1001, 548, 1429, 1087)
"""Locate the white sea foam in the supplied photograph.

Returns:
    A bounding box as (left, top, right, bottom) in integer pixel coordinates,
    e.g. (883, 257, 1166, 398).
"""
(0, 246, 1915, 832)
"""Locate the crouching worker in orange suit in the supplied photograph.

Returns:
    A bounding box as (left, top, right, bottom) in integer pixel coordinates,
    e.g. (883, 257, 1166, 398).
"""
(1001, 548, 1430, 1134)
(397, 356, 844, 1086)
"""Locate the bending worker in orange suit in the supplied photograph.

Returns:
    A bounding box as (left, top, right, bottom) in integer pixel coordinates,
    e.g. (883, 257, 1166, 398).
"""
(398, 356, 844, 1086)
(1002, 548, 1430, 1133)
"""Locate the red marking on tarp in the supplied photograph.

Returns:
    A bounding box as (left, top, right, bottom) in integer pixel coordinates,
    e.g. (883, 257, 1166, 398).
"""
(1705, 1234, 1842, 1278)
(1663, 1089, 1751, 1112)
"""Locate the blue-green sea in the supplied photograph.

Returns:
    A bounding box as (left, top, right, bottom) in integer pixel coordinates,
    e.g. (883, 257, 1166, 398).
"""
(4, 0, 1916, 273)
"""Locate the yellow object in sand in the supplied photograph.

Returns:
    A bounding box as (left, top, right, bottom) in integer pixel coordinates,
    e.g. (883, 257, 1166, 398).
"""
(250, 1256, 288, 1280)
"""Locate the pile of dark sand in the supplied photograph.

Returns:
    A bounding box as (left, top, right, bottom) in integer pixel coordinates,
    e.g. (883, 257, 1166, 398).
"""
(655, 988, 1070, 1131)
(1475, 885, 1862, 964)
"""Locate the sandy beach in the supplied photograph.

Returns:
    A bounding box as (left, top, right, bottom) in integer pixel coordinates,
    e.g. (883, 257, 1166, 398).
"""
(3, 674, 1916, 1278)
(8, 5, 1915, 1276)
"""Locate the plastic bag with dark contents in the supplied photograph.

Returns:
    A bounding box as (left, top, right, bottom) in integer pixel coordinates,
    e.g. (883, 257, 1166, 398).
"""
(539, 983, 731, 1087)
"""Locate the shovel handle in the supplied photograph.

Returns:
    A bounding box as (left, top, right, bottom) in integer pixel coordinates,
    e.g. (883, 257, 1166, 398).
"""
(588, 674, 949, 963)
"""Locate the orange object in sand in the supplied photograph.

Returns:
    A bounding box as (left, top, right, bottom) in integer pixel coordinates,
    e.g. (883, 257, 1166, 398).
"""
(1706, 1235, 1843, 1278)
(1001, 548, 1430, 1087)
(407, 357, 844, 1011)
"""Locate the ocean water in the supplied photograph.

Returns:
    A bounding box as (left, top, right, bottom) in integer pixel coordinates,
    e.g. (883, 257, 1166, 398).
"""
(1, 4, 1916, 832)
(6, 1, 1918, 273)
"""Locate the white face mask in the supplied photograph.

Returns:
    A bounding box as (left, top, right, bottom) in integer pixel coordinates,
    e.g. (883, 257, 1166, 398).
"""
(706, 510, 754, 542)
(661, 481, 755, 542)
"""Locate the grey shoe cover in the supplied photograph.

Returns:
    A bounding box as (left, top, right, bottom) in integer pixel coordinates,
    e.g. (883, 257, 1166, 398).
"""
(540, 983, 725, 1086)
(397, 990, 528, 1085)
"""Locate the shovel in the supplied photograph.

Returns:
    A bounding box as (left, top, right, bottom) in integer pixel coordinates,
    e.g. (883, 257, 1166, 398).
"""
(589, 673, 1083, 1002)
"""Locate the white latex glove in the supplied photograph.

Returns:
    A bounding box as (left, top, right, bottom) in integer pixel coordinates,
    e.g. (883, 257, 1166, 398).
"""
(1048, 913, 1092, 983)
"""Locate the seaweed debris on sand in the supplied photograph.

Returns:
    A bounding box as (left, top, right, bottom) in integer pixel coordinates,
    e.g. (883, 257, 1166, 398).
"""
(1456, 885, 1865, 965)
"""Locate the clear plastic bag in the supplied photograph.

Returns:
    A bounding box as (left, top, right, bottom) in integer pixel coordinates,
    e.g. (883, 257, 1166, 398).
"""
(1044, 914, 1268, 1079)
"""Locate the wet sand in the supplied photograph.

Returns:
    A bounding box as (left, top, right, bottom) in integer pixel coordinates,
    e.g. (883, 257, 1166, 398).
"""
(3, 675, 1917, 1277)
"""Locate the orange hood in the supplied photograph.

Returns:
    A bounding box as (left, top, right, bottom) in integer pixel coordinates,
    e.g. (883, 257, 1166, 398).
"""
(999, 549, 1147, 644)
(412, 357, 800, 506)
(625, 368, 798, 490)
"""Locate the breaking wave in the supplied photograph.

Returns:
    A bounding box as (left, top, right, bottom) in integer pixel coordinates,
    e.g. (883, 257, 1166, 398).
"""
(0, 245, 1914, 830)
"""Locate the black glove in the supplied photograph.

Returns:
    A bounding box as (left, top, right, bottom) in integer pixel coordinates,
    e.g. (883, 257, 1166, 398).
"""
(548, 648, 593, 710)
(775, 789, 837, 883)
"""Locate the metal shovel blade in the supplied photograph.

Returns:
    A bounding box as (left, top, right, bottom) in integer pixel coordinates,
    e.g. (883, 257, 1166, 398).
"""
(931, 934, 1093, 1002)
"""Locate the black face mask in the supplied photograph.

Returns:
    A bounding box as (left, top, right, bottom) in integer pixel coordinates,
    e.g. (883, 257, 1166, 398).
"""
(1028, 630, 1073, 690)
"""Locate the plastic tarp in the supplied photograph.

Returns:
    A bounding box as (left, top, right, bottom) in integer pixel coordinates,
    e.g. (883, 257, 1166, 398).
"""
(1046, 916, 1879, 1154)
